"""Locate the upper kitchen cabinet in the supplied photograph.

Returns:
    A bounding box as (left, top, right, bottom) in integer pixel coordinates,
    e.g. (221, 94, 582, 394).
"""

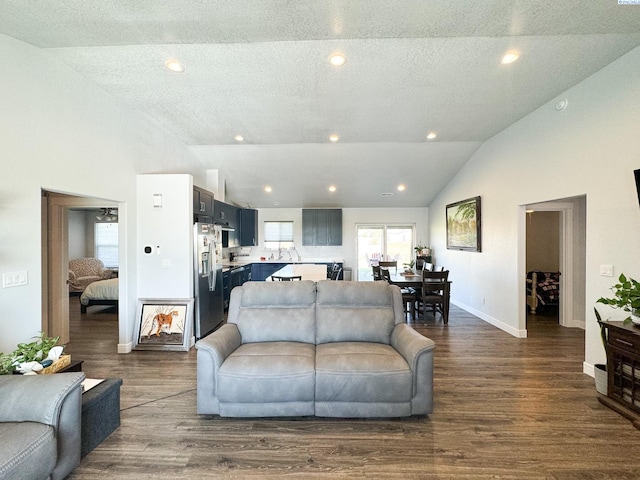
(302, 209, 342, 246)
(214, 200, 240, 248)
(240, 209, 258, 247)
(193, 186, 214, 223)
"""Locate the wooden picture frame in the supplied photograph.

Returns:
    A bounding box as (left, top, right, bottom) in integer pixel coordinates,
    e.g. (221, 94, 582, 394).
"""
(446, 196, 481, 252)
(133, 298, 194, 351)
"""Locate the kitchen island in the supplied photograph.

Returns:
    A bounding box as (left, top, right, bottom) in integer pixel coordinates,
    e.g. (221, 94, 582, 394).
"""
(265, 264, 328, 281)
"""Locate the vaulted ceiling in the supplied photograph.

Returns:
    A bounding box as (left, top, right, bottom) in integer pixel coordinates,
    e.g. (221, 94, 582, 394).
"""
(2, 1, 640, 207)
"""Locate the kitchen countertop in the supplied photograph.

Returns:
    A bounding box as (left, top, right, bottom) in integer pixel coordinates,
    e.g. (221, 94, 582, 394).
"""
(222, 258, 344, 270)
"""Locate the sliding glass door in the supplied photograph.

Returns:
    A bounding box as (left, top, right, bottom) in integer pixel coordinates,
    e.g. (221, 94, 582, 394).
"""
(356, 224, 414, 280)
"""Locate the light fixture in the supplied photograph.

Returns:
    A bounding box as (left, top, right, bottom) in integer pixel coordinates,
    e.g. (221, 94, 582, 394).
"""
(234, 134, 244, 142)
(329, 134, 340, 142)
(500, 50, 520, 65)
(328, 185, 337, 192)
(164, 58, 184, 72)
(555, 99, 568, 111)
(426, 132, 437, 140)
(264, 186, 272, 193)
(328, 53, 346, 66)
(96, 208, 118, 222)
(397, 184, 406, 191)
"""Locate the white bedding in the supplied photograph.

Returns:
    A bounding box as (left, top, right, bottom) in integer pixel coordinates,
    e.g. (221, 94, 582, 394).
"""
(81, 278, 119, 305)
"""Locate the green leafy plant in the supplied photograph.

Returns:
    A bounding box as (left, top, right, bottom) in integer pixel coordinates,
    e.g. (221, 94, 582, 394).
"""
(0, 332, 60, 375)
(596, 273, 640, 321)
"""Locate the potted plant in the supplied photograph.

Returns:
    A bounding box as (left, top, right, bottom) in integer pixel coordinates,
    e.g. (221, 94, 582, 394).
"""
(596, 273, 640, 324)
(592, 307, 609, 395)
(593, 273, 640, 395)
(402, 260, 416, 273)
(414, 245, 431, 257)
(0, 332, 61, 375)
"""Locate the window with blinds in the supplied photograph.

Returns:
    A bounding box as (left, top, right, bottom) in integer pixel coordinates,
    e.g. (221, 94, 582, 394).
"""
(95, 222, 119, 268)
(264, 221, 294, 250)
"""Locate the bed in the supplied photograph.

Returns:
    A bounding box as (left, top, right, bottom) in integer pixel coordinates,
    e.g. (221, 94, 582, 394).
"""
(526, 271, 561, 314)
(80, 278, 119, 313)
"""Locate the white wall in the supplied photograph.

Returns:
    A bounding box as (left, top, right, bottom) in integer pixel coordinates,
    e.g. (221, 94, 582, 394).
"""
(526, 211, 560, 273)
(428, 46, 640, 372)
(137, 174, 193, 299)
(245, 207, 430, 271)
(0, 34, 202, 353)
(68, 210, 88, 259)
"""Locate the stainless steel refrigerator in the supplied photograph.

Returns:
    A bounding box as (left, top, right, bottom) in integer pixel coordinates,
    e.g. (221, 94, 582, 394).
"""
(194, 222, 224, 339)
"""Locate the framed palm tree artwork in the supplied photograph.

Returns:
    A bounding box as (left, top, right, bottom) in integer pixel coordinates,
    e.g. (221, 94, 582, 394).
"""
(446, 196, 481, 252)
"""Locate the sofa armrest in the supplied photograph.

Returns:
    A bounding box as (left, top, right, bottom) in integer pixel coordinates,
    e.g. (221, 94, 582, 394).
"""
(194, 324, 242, 414)
(0, 372, 85, 480)
(391, 324, 436, 415)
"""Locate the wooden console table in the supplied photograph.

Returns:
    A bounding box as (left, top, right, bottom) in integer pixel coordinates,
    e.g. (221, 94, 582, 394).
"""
(598, 320, 640, 430)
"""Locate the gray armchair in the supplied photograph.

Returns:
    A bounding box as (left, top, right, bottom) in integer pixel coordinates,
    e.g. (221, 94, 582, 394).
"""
(0, 372, 85, 480)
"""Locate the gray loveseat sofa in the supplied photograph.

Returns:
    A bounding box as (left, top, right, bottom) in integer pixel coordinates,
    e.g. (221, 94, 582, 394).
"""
(0, 372, 85, 480)
(196, 280, 435, 418)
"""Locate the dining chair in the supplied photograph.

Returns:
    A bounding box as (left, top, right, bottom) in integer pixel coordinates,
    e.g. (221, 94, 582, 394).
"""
(330, 267, 343, 280)
(423, 262, 435, 272)
(417, 270, 450, 324)
(379, 261, 398, 273)
(374, 265, 415, 321)
(330, 263, 342, 280)
(371, 265, 383, 281)
(271, 275, 302, 281)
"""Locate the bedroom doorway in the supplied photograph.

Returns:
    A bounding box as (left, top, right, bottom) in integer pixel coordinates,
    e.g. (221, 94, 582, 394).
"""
(526, 210, 561, 324)
(42, 191, 122, 345)
(522, 196, 586, 334)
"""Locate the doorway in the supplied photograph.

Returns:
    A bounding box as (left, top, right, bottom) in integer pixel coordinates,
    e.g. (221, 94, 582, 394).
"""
(521, 196, 586, 334)
(42, 190, 122, 345)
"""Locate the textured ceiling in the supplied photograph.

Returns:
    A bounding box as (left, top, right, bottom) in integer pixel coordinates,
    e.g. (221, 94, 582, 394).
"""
(2, 1, 640, 208)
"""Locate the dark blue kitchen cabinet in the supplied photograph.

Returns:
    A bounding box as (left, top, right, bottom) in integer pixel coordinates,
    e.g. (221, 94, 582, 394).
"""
(302, 209, 342, 246)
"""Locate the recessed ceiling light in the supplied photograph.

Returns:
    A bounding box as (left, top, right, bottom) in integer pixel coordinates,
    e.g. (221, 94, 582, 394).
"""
(328, 185, 337, 192)
(329, 134, 340, 142)
(397, 184, 406, 191)
(164, 58, 184, 72)
(264, 186, 272, 193)
(328, 53, 346, 66)
(234, 134, 244, 142)
(426, 132, 437, 140)
(500, 50, 520, 65)
(381, 192, 394, 197)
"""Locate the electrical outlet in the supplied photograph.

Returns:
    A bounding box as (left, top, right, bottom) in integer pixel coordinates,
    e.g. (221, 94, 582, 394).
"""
(600, 265, 613, 277)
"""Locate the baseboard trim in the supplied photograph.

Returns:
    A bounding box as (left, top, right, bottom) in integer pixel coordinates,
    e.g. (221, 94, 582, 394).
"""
(452, 299, 527, 338)
(117, 342, 132, 354)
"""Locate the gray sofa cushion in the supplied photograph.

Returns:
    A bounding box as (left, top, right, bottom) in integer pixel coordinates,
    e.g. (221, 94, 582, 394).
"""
(232, 281, 317, 344)
(0, 422, 56, 480)
(315, 342, 412, 403)
(218, 341, 316, 404)
(316, 280, 396, 344)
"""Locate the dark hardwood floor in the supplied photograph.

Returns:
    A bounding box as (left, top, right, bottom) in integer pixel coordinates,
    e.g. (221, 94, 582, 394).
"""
(65, 296, 640, 479)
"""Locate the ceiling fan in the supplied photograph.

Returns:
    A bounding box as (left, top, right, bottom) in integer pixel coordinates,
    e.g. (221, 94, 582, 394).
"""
(96, 208, 118, 222)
